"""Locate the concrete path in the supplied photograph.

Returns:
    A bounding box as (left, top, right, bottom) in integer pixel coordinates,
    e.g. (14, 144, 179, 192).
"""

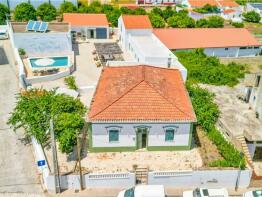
(0, 40, 43, 194)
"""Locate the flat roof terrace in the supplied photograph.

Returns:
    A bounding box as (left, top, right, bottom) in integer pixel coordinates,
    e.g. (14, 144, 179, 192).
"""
(11, 22, 69, 33)
(130, 34, 171, 58)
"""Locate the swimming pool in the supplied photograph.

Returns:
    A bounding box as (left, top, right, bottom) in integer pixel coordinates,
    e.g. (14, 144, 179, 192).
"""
(29, 56, 70, 69)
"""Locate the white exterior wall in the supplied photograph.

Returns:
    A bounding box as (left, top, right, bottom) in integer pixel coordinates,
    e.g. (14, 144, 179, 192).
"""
(91, 122, 192, 148)
(148, 169, 252, 188)
(118, 16, 152, 51)
(70, 25, 109, 39)
(177, 47, 260, 57)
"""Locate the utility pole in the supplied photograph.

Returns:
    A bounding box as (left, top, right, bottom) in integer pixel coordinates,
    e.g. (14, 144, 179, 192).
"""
(77, 133, 84, 190)
(50, 119, 61, 194)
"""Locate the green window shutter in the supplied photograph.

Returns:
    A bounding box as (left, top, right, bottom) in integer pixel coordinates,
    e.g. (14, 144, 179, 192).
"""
(165, 129, 174, 141)
(109, 130, 119, 142)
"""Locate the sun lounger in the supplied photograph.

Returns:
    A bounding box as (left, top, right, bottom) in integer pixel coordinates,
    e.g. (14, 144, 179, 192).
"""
(26, 20, 35, 31)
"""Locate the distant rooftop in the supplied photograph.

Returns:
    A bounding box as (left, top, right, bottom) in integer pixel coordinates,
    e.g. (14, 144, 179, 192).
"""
(121, 15, 152, 29)
(153, 28, 261, 49)
(11, 22, 69, 33)
(63, 13, 109, 27)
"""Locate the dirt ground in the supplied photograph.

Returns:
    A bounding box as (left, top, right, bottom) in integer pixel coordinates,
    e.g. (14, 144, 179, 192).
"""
(45, 146, 204, 174)
(195, 127, 223, 167)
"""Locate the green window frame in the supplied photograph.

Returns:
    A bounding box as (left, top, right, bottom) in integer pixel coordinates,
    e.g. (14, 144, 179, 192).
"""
(165, 129, 175, 141)
(109, 129, 119, 142)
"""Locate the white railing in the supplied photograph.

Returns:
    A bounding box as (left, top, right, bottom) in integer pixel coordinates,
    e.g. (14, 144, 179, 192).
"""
(87, 173, 130, 180)
(152, 170, 193, 177)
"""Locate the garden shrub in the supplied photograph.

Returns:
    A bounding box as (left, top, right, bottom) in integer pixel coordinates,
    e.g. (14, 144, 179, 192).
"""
(0, 3, 9, 25)
(176, 49, 246, 86)
(232, 22, 244, 28)
(37, 3, 57, 22)
(187, 84, 246, 169)
(64, 76, 78, 90)
(14, 3, 36, 21)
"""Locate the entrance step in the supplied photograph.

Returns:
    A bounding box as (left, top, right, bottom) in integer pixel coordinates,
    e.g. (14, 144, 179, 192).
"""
(134, 166, 148, 185)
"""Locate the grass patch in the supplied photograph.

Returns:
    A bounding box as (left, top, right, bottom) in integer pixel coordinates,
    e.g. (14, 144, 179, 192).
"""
(259, 64, 262, 70)
(176, 49, 246, 86)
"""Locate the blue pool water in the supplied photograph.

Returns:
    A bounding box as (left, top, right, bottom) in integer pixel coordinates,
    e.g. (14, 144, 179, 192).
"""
(30, 57, 69, 68)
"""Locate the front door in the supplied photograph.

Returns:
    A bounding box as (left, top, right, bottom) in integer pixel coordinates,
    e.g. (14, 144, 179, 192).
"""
(137, 128, 147, 149)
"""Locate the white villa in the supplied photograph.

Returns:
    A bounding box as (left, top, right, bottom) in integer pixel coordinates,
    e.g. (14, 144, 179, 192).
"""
(88, 65, 196, 152)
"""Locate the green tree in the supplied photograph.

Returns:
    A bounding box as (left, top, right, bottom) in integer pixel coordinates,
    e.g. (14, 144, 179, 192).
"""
(243, 11, 261, 23)
(149, 14, 165, 28)
(167, 14, 195, 28)
(207, 15, 224, 27)
(150, 7, 163, 16)
(8, 89, 86, 154)
(36, 3, 57, 22)
(88, 1, 103, 13)
(162, 6, 174, 20)
(196, 18, 209, 27)
(120, 6, 134, 14)
(0, 3, 9, 25)
(59, 1, 77, 14)
(106, 9, 121, 27)
(14, 3, 36, 22)
(134, 7, 147, 15)
(101, 4, 114, 13)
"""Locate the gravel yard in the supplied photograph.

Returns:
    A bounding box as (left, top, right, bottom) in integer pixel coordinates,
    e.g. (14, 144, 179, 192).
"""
(46, 147, 203, 174)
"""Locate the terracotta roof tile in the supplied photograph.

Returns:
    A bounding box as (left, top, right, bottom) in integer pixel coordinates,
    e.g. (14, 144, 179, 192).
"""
(121, 15, 152, 29)
(88, 65, 196, 122)
(189, 0, 218, 7)
(218, 0, 239, 7)
(153, 28, 261, 49)
(223, 8, 236, 14)
(63, 13, 109, 27)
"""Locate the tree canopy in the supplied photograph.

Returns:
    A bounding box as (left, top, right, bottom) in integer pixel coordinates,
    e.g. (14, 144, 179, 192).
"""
(243, 11, 261, 23)
(176, 49, 246, 86)
(0, 3, 9, 25)
(37, 3, 57, 22)
(8, 89, 86, 154)
(167, 11, 195, 28)
(14, 3, 36, 22)
(207, 15, 224, 27)
(59, 1, 77, 14)
(149, 14, 165, 28)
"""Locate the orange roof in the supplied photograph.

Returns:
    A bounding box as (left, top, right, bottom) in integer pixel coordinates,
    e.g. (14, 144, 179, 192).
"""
(121, 15, 152, 29)
(63, 13, 109, 27)
(153, 28, 261, 49)
(189, 0, 238, 7)
(218, 0, 239, 7)
(88, 65, 196, 122)
(223, 9, 236, 14)
(189, 0, 218, 7)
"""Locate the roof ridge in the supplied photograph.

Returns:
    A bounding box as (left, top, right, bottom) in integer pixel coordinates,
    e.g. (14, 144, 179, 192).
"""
(143, 79, 196, 120)
(89, 78, 145, 119)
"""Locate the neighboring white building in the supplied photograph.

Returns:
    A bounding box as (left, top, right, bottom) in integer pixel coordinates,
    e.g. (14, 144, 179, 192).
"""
(118, 15, 187, 81)
(63, 13, 110, 39)
(88, 65, 196, 152)
(153, 28, 261, 57)
(221, 9, 242, 22)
